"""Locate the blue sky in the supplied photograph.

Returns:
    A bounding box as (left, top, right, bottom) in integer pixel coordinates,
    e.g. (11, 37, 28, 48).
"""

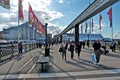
(0, 0, 120, 39)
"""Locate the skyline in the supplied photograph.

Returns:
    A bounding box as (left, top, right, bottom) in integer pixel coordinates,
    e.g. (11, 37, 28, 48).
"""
(0, 0, 120, 39)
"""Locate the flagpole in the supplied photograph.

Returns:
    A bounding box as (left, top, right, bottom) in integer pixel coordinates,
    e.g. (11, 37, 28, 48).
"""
(112, 25, 113, 40)
(28, 3, 30, 42)
(99, 14, 101, 35)
(18, 0, 20, 43)
(89, 0, 91, 34)
(111, 7, 113, 40)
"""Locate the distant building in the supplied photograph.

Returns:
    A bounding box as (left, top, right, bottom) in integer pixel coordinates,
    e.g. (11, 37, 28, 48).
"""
(0, 31, 3, 39)
(62, 33, 104, 42)
(2, 22, 45, 42)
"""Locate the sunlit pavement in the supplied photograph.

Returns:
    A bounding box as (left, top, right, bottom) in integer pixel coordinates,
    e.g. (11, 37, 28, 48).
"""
(0, 44, 120, 80)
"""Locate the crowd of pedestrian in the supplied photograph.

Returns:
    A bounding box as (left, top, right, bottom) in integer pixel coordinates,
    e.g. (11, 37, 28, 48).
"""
(58, 39, 119, 65)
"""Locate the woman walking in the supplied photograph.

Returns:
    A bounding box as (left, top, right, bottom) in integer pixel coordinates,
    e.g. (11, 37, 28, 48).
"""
(69, 41, 75, 59)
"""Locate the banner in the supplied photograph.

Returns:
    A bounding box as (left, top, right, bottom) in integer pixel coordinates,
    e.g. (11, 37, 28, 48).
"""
(29, 4, 34, 25)
(107, 7, 112, 28)
(99, 14, 102, 31)
(29, 4, 45, 34)
(19, 0, 24, 20)
(85, 22, 88, 33)
(92, 18, 94, 32)
(38, 20, 45, 34)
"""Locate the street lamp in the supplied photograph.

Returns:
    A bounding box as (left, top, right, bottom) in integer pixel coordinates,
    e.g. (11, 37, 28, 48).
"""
(45, 23, 50, 56)
(45, 23, 48, 48)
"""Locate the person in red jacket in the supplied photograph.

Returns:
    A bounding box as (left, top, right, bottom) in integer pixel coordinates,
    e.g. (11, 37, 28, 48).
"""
(18, 42, 23, 55)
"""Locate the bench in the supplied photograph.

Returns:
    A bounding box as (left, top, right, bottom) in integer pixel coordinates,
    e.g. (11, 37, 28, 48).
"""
(36, 56, 50, 72)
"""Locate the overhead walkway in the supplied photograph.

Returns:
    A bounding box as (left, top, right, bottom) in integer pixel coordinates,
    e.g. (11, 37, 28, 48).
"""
(56, 0, 119, 38)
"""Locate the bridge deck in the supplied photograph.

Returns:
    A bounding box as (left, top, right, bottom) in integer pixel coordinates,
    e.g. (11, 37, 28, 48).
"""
(0, 44, 120, 80)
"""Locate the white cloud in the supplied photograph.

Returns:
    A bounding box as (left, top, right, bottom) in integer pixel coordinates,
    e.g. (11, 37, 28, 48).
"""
(59, 0, 64, 4)
(47, 22, 66, 35)
(114, 31, 120, 39)
(0, 0, 64, 36)
(92, 22, 106, 34)
(46, 10, 63, 21)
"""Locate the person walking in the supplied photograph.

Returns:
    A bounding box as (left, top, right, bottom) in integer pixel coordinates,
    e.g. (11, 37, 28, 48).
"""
(68, 41, 75, 59)
(110, 40, 116, 52)
(101, 39, 106, 54)
(18, 42, 23, 56)
(75, 41, 82, 59)
(60, 41, 67, 60)
(82, 41, 85, 48)
(93, 40, 101, 64)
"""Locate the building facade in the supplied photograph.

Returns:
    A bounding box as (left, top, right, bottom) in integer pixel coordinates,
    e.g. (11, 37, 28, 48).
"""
(2, 22, 45, 42)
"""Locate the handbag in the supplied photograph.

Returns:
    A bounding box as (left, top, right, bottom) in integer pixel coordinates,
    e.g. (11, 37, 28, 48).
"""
(59, 48, 62, 52)
(110, 46, 113, 49)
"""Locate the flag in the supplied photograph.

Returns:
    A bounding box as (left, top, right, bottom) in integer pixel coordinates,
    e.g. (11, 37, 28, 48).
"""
(38, 20, 45, 34)
(99, 14, 102, 31)
(29, 4, 34, 25)
(85, 22, 88, 33)
(19, 0, 24, 20)
(92, 18, 94, 32)
(32, 14, 38, 29)
(0, 0, 10, 9)
(80, 24, 83, 34)
(107, 7, 112, 28)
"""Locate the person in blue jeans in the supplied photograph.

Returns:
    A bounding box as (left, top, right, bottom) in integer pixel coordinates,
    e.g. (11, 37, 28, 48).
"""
(93, 40, 101, 64)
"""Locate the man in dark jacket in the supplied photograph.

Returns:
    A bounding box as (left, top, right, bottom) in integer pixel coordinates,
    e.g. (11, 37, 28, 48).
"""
(93, 40, 101, 64)
(76, 41, 82, 59)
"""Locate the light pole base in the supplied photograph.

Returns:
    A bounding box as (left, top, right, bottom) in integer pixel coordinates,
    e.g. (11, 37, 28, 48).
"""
(45, 47, 50, 56)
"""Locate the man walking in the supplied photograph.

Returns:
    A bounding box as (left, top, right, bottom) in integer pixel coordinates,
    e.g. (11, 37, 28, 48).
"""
(93, 40, 101, 64)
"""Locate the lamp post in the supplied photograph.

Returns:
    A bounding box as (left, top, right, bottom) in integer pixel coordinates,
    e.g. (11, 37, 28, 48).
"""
(45, 23, 50, 56)
(87, 34, 90, 48)
(45, 23, 48, 48)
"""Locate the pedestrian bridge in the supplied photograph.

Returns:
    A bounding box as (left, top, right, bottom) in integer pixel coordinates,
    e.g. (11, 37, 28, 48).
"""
(56, 0, 119, 38)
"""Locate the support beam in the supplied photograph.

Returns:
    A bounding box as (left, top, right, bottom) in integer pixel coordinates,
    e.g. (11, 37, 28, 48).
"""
(75, 24, 79, 44)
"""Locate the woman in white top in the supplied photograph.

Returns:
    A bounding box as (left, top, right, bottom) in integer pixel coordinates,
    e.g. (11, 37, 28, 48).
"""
(60, 41, 67, 60)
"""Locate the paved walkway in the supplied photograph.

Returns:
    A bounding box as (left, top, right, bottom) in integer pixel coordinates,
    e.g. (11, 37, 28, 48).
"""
(0, 44, 120, 80)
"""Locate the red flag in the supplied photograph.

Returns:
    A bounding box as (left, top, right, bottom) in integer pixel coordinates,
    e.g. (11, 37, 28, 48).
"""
(38, 20, 45, 34)
(29, 4, 34, 25)
(107, 7, 112, 28)
(99, 14, 102, 30)
(19, 0, 24, 20)
(85, 22, 88, 33)
(0, 0, 10, 9)
(32, 14, 38, 29)
(92, 18, 94, 32)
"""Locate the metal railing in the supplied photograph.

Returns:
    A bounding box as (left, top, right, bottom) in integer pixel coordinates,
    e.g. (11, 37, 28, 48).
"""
(0, 43, 37, 63)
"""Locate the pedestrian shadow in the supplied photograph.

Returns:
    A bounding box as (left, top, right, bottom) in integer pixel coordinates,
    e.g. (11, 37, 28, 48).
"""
(65, 59, 99, 70)
(65, 60, 90, 70)
(106, 52, 120, 59)
(15, 56, 23, 61)
(81, 59, 118, 70)
(48, 55, 76, 80)
(66, 58, 118, 71)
